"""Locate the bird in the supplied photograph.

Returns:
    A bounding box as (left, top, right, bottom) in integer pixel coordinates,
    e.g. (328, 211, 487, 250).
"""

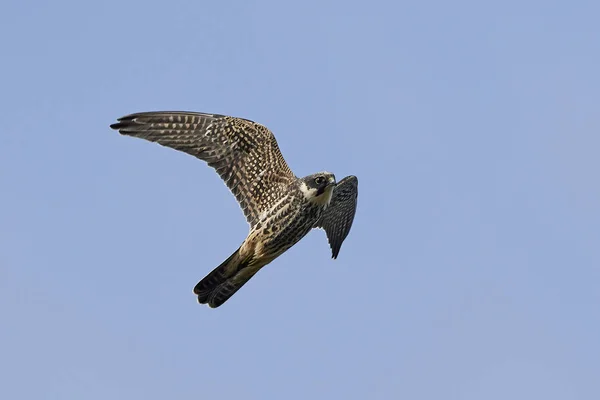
(110, 111, 358, 308)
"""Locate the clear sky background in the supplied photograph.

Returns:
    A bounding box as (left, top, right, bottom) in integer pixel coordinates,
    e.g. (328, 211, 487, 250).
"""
(1, 1, 599, 399)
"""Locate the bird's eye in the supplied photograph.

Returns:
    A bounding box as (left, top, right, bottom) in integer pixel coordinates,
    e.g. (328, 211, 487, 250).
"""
(315, 176, 325, 185)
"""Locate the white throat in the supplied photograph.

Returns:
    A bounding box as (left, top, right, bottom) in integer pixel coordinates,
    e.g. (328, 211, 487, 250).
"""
(300, 182, 334, 207)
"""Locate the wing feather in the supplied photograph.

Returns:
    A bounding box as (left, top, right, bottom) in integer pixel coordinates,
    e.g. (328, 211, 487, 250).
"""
(315, 176, 358, 258)
(110, 111, 295, 227)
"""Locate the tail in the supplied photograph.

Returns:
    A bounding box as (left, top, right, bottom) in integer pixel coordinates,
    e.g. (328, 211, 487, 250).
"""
(193, 247, 258, 308)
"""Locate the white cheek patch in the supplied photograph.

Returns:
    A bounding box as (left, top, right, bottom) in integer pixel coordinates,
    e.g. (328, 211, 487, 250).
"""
(300, 182, 333, 207)
(300, 181, 318, 200)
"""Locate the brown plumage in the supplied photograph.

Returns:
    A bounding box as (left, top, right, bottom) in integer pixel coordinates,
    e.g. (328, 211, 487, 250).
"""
(111, 111, 358, 308)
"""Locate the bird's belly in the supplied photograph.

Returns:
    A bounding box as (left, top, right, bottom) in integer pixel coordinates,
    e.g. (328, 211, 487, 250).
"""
(254, 207, 320, 259)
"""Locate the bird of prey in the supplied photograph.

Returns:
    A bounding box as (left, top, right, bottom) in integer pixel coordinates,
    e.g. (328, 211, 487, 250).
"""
(110, 111, 358, 308)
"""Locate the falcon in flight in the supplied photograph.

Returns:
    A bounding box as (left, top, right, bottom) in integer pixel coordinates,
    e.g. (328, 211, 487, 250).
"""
(110, 111, 358, 308)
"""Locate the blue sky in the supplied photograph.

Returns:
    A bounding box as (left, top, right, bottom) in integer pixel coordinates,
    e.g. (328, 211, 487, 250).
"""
(1, 1, 599, 399)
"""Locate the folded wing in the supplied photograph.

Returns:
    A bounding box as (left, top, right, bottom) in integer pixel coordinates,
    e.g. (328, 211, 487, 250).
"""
(110, 111, 296, 227)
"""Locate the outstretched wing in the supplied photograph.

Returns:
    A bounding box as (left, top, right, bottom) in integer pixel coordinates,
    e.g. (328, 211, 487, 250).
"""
(110, 111, 295, 227)
(315, 176, 358, 259)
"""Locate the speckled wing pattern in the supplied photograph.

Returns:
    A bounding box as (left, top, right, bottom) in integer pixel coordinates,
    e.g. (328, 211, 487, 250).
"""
(110, 112, 296, 227)
(316, 176, 358, 259)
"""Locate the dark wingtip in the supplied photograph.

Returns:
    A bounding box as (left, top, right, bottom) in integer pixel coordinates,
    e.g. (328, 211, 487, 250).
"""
(331, 248, 340, 259)
(110, 114, 137, 132)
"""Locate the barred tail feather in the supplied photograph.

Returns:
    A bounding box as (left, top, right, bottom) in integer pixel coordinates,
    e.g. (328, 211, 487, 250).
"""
(193, 248, 257, 308)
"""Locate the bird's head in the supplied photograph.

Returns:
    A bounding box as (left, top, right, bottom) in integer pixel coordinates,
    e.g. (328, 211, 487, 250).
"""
(299, 172, 336, 207)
